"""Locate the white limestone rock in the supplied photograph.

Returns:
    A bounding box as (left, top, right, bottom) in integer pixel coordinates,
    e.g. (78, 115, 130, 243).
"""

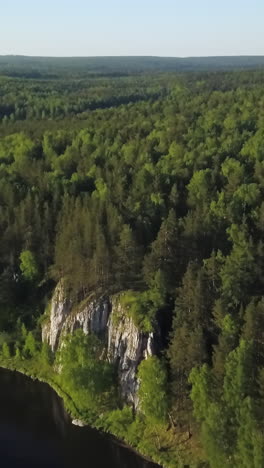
(42, 285, 156, 406)
(72, 419, 86, 427)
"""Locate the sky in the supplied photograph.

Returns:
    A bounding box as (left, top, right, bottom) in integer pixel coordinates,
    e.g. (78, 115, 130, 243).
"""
(1, 0, 264, 57)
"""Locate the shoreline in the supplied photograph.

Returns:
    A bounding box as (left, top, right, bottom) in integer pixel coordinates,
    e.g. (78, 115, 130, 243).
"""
(0, 360, 162, 468)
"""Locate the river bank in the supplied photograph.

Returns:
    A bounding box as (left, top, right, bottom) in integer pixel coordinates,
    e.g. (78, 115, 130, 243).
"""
(0, 366, 160, 468)
(0, 357, 167, 467)
(0, 355, 202, 468)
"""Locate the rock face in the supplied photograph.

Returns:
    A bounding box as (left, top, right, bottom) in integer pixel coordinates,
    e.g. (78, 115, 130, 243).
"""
(42, 282, 72, 351)
(72, 419, 86, 427)
(107, 296, 155, 405)
(42, 283, 156, 406)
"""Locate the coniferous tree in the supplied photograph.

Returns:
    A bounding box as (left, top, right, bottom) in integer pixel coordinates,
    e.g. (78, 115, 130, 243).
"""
(114, 224, 142, 289)
(143, 209, 180, 292)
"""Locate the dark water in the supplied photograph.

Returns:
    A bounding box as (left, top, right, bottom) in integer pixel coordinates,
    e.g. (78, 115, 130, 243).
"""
(0, 368, 160, 468)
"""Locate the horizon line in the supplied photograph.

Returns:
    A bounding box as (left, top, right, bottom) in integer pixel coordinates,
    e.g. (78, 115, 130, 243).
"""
(1, 54, 264, 59)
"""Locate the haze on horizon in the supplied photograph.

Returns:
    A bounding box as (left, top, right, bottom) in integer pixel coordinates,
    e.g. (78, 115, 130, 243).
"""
(1, 0, 264, 58)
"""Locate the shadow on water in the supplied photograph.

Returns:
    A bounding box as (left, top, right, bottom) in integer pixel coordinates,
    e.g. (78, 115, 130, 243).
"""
(0, 368, 160, 468)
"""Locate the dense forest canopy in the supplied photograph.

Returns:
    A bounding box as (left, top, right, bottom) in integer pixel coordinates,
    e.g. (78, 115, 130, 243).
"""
(1, 62, 264, 467)
(2, 55, 264, 77)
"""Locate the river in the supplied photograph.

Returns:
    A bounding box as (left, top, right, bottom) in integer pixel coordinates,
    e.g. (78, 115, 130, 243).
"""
(0, 368, 160, 468)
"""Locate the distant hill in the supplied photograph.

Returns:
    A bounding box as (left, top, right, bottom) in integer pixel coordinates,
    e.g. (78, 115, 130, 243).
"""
(1, 55, 264, 76)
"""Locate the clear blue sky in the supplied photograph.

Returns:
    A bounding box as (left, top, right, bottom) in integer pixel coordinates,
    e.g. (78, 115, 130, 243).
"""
(1, 0, 264, 57)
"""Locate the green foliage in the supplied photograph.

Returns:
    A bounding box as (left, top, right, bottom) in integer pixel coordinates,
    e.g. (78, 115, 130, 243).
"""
(143, 210, 180, 291)
(219, 225, 256, 307)
(23, 331, 37, 358)
(92, 178, 108, 201)
(212, 307, 239, 380)
(2, 342, 11, 358)
(121, 271, 166, 332)
(221, 158, 245, 191)
(126, 416, 146, 447)
(190, 339, 259, 468)
(15, 346, 21, 359)
(138, 356, 168, 424)
(187, 169, 212, 207)
(40, 341, 54, 365)
(102, 406, 134, 438)
(21, 323, 28, 341)
(2, 67, 264, 467)
(0, 332, 11, 346)
(19, 250, 39, 281)
(57, 330, 115, 409)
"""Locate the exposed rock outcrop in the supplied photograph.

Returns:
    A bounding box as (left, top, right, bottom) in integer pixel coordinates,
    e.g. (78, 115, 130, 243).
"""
(107, 296, 155, 404)
(42, 282, 72, 351)
(72, 419, 86, 427)
(42, 283, 157, 406)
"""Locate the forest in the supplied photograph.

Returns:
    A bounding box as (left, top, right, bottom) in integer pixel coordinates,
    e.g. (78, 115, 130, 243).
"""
(1, 62, 264, 467)
(2, 55, 264, 76)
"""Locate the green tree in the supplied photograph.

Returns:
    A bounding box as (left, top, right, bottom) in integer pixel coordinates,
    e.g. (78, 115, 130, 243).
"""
(19, 250, 39, 281)
(143, 209, 180, 291)
(40, 341, 53, 365)
(114, 224, 142, 289)
(58, 330, 114, 396)
(138, 356, 168, 424)
(2, 342, 11, 358)
(23, 331, 37, 358)
(220, 225, 256, 308)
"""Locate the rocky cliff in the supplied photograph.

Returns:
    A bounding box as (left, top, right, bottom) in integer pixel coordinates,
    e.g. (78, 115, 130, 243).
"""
(42, 282, 156, 406)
